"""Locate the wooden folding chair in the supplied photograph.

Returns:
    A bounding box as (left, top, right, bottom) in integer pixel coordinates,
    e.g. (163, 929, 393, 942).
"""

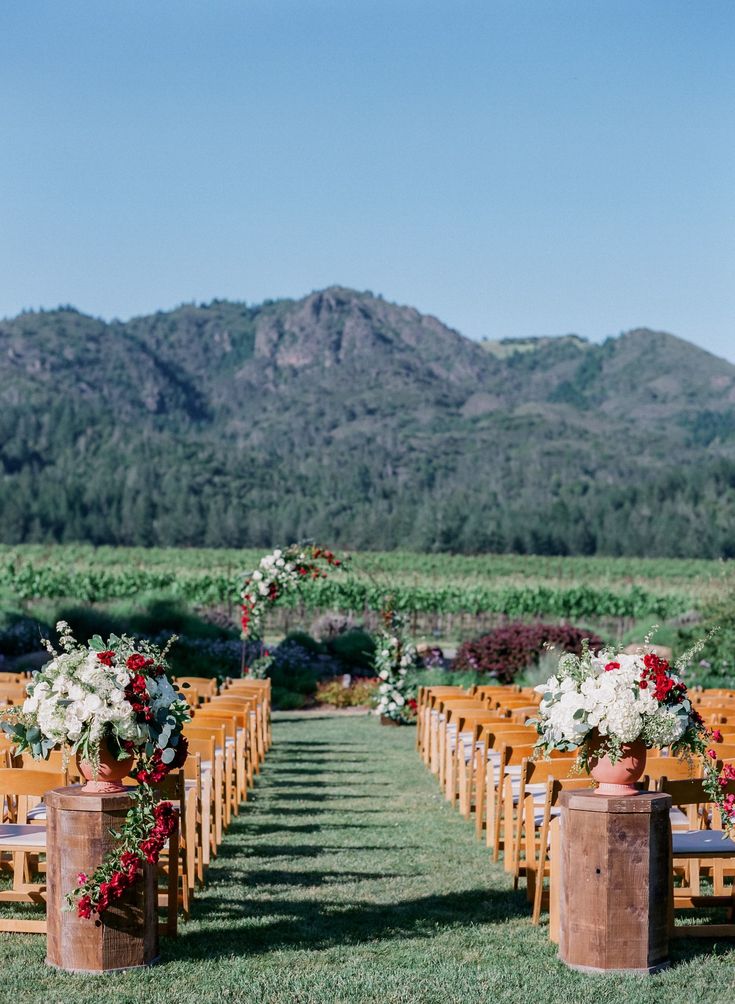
(184, 736, 216, 869)
(0, 768, 65, 933)
(198, 704, 251, 803)
(185, 723, 228, 844)
(659, 777, 735, 938)
(151, 771, 187, 937)
(473, 725, 534, 846)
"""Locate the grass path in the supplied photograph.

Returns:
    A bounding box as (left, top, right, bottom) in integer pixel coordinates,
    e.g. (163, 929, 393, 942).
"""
(2, 715, 735, 1003)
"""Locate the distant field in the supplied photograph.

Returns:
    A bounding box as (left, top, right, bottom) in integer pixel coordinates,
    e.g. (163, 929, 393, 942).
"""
(0, 545, 729, 624)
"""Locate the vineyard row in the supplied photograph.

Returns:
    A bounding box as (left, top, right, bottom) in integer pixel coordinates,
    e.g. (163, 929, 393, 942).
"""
(1, 564, 691, 619)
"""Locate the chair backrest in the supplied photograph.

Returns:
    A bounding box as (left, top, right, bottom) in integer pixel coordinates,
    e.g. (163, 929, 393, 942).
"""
(184, 735, 216, 765)
(524, 757, 581, 784)
(195, 709, 243, 737)
(185, 722, 227, 751)
(658, 777, 735, 829)
(175, 676, 218, 698)
(454, 711, 507, 734)
(0, 684, 29, 706)
(480, 724, 536, 748)
(0, 767, 67, 823)
(11, 748, 71, 778)
(643, 756, 700, 787)
(211, 695, 258, 712)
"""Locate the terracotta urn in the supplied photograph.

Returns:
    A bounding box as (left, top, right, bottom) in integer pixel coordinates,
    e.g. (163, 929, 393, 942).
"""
(77, 740, 134, 793)
(587, 732, 647, 795)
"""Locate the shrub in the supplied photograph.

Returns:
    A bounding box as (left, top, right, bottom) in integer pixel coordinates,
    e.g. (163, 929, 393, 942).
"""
(155, 635, 242, 681)
(678, 592, 735, 687)
(316, 677, 379, 708)
(271, 688, 310, 710)
(282, 630, 325, 656)
(453, 622, 605, 683)
(326, 629, 376, 672)
(0, 614, 52, 657)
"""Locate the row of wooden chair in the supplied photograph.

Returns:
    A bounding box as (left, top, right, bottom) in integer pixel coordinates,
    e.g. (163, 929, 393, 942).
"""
(0, 672, 271, 936)
(416, 682, 735, 938)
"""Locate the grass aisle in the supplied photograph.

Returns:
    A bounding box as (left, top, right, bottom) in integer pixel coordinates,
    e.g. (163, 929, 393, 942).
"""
(2, 715, 735, 1004)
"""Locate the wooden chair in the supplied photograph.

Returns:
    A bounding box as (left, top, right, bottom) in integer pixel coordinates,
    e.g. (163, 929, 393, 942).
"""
(151, 771, 188, 937)
(452, 710, 510, 816)
(438, 701, 486, 794)
(435, 697, 485, 786)
(489, 739, 538, 862)
(210, 693, 263, 776)
(473, 724, 535, 845)
(225, 679, 273, 748)
(526, 772, 594, 924)
(198, 703, 252, 802)
(183, 735, 216, 869)
(184, 723, 227, 845)
(175, 676, 219, 701)
(0, 768, 66, 933)
(512, 758, 590, 894)
(417, 686, 467, 756)
(659, 777, 735, 938)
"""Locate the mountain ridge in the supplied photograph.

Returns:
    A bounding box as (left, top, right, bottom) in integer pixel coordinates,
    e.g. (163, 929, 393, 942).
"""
(1, 288, 734, 556)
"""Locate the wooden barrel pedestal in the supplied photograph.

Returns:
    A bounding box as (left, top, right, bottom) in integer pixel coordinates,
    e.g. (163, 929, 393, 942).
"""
(558, 790, 671, 974)
(45, 787, 158, 974)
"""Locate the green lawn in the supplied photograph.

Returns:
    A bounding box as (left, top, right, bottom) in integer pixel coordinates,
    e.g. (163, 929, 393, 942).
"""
(2, 715, 735, 1003)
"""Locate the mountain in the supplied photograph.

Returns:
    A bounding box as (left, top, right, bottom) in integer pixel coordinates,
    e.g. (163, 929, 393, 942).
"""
(1, 288, 735, 556)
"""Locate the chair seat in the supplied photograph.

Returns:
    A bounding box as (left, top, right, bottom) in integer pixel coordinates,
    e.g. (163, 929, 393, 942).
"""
(673, 830, 735, 856)
(26, 804, 47, 821)
(0, 824, 47, 848)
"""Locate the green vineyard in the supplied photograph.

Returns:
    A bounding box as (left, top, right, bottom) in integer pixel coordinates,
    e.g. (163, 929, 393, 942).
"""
(1, 545, 730, 620)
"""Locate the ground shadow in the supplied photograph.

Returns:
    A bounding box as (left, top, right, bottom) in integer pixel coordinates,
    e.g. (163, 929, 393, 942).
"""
(171, 887, 529, 960)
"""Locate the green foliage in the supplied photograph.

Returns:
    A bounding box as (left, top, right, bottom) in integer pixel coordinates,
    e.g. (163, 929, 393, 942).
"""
(282, 630, 324, 655)
(315, 677, 378, 707)
(325, 629, 376, 671)
(2, 293, 735, 557)
(678, 591, 735, 688)
(3, 714, 730, 1002)
(2, 545, 715, 621)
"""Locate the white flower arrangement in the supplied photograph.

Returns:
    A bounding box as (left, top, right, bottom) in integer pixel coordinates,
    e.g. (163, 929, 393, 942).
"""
(373, 611, 418, 723)
(1, 621, 190, 770)
(532, 643, 697, 764)
(240, 544, 343, 642)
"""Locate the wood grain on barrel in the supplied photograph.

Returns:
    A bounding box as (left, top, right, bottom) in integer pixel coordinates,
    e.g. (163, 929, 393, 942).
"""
(46, 786, 158, 973)
(558, 790, 671, 974)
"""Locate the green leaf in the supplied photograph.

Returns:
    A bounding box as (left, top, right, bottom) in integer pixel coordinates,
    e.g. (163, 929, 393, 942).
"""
(160, 747, 175, 764)
(89, 635, 105, 652)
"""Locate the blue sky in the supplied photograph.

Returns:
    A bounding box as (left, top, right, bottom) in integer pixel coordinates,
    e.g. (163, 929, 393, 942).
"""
(1, 1, 733, 359)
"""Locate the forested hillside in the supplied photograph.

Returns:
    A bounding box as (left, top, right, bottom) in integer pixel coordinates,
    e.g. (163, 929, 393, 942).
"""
(1, 288, 734, 556)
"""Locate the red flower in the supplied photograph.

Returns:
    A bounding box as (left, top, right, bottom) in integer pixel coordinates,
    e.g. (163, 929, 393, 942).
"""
(126, 653, 153, 672)
(711, 729, 723, 743)
(77, 895, 93, 919)
(707, 748, 718, 760)
(604, 661, 620, 672)
(97, 650, 115, 666)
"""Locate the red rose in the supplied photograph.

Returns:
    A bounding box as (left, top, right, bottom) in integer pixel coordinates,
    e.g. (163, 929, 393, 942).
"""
(126, 653, 153, 672)
(604, 662, 620, 672)
(97, 650, 116, 666)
